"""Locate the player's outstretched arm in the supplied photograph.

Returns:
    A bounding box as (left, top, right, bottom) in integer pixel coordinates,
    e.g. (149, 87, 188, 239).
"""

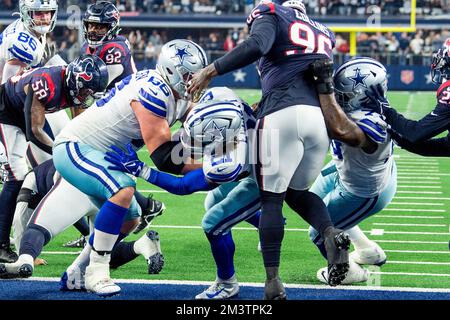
(104, 143, 214, 195)
(24, 87, 53, 154)
(391, 131, 450, 157)
(310, 59, 372, 148)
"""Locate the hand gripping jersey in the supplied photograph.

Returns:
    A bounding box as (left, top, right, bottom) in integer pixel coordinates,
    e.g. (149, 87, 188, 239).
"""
(54, 69, 180, 152)
(0, 66, 68, 131)
(246, 2, 335, 117)
(0, 19, 46, 82)
(81, 35, 136, 90)
(197, 87, 257, 184)
(331, 111, 394, 198)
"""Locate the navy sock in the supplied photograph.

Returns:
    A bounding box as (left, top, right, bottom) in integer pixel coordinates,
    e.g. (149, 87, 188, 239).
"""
(110, 241, 138, 269)
(259, 190, 285, 268)
(0, 180, 23, 244)
(206, 232, 235, 280)
(73, 217, 90, 237)
(245, 210, 261, 229)
(19, 224, 51, 259)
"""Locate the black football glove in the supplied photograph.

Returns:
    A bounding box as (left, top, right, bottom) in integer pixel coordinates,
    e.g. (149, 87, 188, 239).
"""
(365, 83, 392, 115)
(309, 58, 335, 94)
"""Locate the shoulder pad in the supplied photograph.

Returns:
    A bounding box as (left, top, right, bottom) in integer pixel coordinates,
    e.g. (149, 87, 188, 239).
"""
(7, 31, 42, 66)
(203, 152, 244, 184)
(350, 110, 388, 144)
(138, 78, 171, 118)
(437, 80, 450, 106)
(31, 71, 56, 104)
(246, 2, 276, 27)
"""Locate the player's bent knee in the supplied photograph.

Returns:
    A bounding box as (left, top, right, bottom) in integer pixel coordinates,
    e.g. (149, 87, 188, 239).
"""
(110, 186, 135, 207)
(27, 223, 52, 246)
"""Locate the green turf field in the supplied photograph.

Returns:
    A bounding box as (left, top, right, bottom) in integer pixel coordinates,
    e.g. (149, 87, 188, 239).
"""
(26, 90, 450, 289)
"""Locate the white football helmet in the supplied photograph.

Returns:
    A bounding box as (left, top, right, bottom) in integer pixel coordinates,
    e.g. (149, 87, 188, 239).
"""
(19, 0, 58, 35)
(0, 141, 8, 183)
(333, 57, 388, 113)
(181, 100, 244, 156)
(156, 39, 208, 101)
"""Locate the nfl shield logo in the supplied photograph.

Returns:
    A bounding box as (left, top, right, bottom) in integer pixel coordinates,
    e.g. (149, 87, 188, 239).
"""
(401, 70, 414, 85)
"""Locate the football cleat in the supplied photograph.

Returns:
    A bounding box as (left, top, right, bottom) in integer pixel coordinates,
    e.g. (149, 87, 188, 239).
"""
(0, 254, 34, 279)
(350, 242, 387, 266)
(317, 259, 369, 285)
(323, 227, 351, 286)
(195, 275, 239, 300)
(60, 266, 86, 291)
(0, 243, 18, 263)
(63, 235, 87, 248)
(85, 262, 120, 297)
(133, 195, 165, 234)
(263, 277, 287, 300)
(144, 230, 165, 274)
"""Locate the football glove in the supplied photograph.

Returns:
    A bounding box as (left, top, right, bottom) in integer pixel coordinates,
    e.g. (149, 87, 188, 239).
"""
(105, 143, 147, 178)
(350, 110, 388, 144)
(365, 84, 392, 115)
(309, 58, 335, 94)
(203, 152, 244, 184)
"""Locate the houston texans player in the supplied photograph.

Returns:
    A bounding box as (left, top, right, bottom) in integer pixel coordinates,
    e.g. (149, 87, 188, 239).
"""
(82, 1, 136, 91)
(50, 39, 207, 296)
(105, 87, 262, 299)
(308, 58, 397, 285)
(187, 0, 350, 299)
(0, 54, 108, 263)
(0, 0, 71, 263)
(365, 40, 450, 157)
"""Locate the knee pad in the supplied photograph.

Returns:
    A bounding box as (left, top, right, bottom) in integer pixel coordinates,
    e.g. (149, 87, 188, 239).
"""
(27, 223, 52, 246)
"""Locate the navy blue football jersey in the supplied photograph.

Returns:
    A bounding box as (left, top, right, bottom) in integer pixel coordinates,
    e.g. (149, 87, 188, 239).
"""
(0, 66, 69, 130)
(81, 36, 136, 90)
(247, 2, 335, 118)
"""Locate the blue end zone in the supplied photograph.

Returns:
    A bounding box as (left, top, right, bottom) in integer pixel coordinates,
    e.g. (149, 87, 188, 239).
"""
(0, 280, 449, 300)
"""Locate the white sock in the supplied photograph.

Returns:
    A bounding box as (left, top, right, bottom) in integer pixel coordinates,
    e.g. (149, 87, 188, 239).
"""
(69, 244, 92, 272)
(345, 225, 373, 250)
(18, 254, 34, 267)
(92, 229, 119, 252)
(133, 233, 155, 259)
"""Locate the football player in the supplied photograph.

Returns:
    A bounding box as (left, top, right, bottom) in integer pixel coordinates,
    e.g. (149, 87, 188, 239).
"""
(50, 39, 207, 296)
(364, 40, 450, 157)
(0, 0, 71, 263)
(0, 54, 107, 263)
(187, 0, 350, 299)
(1, 159, 164, 284)
(105, 87, 262, 300)
(308, 58, 397, 284)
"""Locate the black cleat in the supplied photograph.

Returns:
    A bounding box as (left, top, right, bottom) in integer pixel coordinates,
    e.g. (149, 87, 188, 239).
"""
(133, 195, 165, 234)
(323, 227, 351, 287)
(18, 264, 33, 278)
(63, 235, 86, 248)
(0, 243, 18, 263)
(263, 278, 287, 300)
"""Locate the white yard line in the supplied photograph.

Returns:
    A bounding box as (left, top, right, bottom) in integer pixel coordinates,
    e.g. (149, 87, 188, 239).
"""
(383, 208, 446, 212)
(396, 181, 442, 184)
(384, 249, 450, 254)
(394, 196, 450, 201)
(374, 215, 445, 219)
(370, 271, 450, 277)
(395, 191, 443, 194)
(398, 173, 450, 176)
(387, 261, 450, 266)
(374, 240, 448, 244)
(389, 202, 444, 206)
(397, 186, 441, 189)
(372, 223, 447, 227)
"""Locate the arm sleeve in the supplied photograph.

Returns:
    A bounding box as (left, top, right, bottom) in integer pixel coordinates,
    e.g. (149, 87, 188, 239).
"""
(146, 167, 215, 195)
(24, 86, 53, 155)
(384, 104, 450, 143)
(214, 15, 277, 75)
(1, 63, 21, 84)
(392, 131, 450, 157)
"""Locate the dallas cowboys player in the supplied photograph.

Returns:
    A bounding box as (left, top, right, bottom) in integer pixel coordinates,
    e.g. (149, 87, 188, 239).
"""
(51, 39, 207, 296)
(105, 86, 262, 299)
(365, 40, 450, 157)
(308, 57, 397, 284)
(187, 0, 350, 299)
(0, 0, 70, 263)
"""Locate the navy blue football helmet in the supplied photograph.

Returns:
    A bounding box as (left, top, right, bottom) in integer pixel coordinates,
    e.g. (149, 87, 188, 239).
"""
(431, 39, 450, 84)
(65, 54, 109, 108)
(83, 1, 120, 47)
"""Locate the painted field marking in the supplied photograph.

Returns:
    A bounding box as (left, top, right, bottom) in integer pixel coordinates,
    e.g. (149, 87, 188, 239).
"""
(372, 223, 447, 227)
(397, 186, 441, 189)
(395, 191, 442, 194)
(384, 249, 450, 254)
(375, 240, 448, 244)
(396, 181, 442, 184)
(389, 202, 444, 206)
(383, 208, 445, 212)
(398, 173, 450, 176)
(398, 169, 440, 173)
(374, 215, 445, 219)
(42, 251, 81, 255)
(387, 261, 450, 266)
(370, 271, 450, 278)
(370, 229, 385, 236)
(394, 196, 450, 201)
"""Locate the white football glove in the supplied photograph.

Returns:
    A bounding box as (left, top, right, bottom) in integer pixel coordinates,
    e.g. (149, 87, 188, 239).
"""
(203, 151, 243, 184)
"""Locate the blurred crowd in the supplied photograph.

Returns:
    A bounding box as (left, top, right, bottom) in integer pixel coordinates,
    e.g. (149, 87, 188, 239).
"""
(0, 0, 448, 15)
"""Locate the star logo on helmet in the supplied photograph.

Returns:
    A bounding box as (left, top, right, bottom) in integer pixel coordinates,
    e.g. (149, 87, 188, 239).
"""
(205, 120, 229, 139)
(173, 46, 193, 64)
(349, 68, 370, 90)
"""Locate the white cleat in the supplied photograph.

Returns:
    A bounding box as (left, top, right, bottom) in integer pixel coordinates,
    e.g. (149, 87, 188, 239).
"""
(350, 242, 387, 266)
(195, 275, 239, 300)
(60, 265, 86, 291)
(142, 230, 165, 274)
(317, 259, 369, 285)
(85, 262, 120, 297)
(0, 254, 34, 279)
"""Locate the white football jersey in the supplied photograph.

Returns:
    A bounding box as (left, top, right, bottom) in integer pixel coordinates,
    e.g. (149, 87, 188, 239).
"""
(54, 69, 179, 152)
(0, 19, 46, 83)
(200, 87, 256, 184)
(331, 121, 394, 198)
